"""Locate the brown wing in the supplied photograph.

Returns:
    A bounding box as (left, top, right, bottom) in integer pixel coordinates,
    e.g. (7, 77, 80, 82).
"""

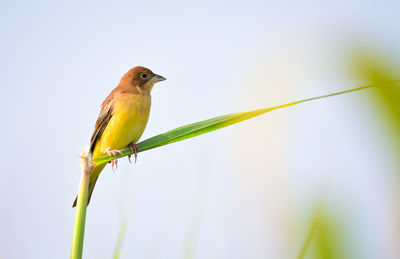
(90, 94, 115, 153)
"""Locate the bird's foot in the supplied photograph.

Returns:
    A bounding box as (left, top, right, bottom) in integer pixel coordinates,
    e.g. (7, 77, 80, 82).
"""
(106, 149, 123, 171)
(128, 143, 139, 164)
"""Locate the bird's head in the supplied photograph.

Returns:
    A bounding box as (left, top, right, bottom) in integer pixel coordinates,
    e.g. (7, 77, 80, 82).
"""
(120, 66, 166, 92)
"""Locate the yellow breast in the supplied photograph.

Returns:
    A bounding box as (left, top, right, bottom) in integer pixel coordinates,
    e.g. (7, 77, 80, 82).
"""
(93, 92, 151, 158)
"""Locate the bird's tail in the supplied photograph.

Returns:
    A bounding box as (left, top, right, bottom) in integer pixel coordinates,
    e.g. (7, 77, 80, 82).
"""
(72, 163, 106, 207)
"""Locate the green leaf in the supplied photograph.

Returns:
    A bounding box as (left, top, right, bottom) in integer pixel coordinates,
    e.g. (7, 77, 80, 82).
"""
(92, 82, 397, 166)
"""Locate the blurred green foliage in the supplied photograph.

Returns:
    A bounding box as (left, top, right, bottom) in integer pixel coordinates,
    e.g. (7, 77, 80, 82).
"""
(313, 215, 347, 259)
(351, 51, 400, 150)
(350, 48, 400, 257)
(299, 48, 400, 259)
(299, 204, 349, 259)
(113, 218, 127, 259)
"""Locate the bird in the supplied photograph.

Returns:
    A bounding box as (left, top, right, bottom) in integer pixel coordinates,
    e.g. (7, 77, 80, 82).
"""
(72, 66, 166, 207)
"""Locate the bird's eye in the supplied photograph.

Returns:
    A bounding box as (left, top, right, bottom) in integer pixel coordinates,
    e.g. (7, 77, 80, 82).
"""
(140, 73, 147, 79)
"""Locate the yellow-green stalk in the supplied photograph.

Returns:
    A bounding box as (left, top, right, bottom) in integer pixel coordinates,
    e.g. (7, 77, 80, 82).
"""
(71, 146, 91, 259)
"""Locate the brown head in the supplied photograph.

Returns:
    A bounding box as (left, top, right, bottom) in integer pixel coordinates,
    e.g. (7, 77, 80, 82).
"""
(119, 66, 166, 92)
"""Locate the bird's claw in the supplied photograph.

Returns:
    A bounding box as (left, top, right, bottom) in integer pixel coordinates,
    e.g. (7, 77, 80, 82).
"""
(106, 149, 123, 171)
(128, 143, 139, 164)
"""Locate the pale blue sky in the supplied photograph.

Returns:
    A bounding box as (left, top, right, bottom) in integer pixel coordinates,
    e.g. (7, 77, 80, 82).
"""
(1, 0, 400, 258)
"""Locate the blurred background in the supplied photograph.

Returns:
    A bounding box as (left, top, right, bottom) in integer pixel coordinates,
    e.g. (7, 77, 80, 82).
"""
(1, 0, 399, 258)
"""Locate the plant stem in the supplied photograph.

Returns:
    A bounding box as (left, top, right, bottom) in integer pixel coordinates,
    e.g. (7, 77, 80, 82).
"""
(71, 151, 90, 259)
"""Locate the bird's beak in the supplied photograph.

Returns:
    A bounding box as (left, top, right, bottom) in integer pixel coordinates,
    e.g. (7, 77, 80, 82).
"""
(150, 74, 166, 83)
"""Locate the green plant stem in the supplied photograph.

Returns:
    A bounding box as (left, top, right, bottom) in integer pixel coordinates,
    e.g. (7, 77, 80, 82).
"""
(71, 165, 90, 259)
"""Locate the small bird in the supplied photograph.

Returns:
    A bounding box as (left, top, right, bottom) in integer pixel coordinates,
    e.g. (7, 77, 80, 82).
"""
(73, 66, 166, 207)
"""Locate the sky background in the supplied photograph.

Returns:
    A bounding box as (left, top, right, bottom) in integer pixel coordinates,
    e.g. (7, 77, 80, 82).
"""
(1, 0, 400, 258)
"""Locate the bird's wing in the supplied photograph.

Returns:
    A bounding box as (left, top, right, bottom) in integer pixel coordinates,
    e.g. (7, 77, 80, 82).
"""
(90, 94, 115, 153)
